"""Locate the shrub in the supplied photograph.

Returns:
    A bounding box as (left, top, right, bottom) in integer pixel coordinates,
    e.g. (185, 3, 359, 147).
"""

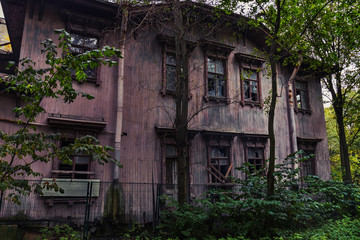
(159, 152, 360, 239)
(40, 224, 81, 240)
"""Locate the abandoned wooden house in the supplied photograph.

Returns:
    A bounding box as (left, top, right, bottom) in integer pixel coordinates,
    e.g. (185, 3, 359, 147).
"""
(0, 0, 330, 226)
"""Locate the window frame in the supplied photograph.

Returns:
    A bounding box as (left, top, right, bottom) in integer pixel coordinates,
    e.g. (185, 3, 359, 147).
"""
(246, 147, 265, 174)
(202, 131, 236, 185)
(69, 32, 100, 84)
(297, 138, 320, 178)
(240, 134, 268, 175)
(205, 56, 228, 100)
(61, 9, 106, 86)
(201, 40, 234, 103)
(293, 79, 311, 114)
(157, 34, 195, 96)
(51, 130, 99, 180)
(235, 53, 265, 107)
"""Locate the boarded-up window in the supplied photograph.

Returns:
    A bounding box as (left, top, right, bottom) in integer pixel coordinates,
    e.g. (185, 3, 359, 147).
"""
(203, 133, 235, 184)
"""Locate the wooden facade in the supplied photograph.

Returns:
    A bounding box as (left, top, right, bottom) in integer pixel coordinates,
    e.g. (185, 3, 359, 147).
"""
(0, 0, 330, 224)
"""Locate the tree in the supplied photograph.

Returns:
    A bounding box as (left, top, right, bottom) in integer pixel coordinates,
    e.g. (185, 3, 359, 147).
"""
(304, 0, 360, 183)
(219, 0, 332, 195)
(0, 29, 122, 206)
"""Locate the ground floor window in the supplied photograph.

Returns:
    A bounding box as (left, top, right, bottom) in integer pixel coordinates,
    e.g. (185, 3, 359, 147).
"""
(202, 132, 236, 184)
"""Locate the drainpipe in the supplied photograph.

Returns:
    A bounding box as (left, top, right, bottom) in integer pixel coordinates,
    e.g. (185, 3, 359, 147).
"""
(113, 6, 128, 182)
(287, 56, 302, 171)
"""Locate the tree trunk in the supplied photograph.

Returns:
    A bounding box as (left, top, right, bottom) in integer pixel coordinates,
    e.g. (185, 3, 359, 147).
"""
(266, 0, 281, 197)
(173, 0, 189, 204)
(267, 58, 277, 197)
(333, 100, 352, 183)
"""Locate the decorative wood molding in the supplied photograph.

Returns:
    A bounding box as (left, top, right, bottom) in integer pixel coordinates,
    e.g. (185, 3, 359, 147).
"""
(47, 113, 106, 130)
(200, 40, 235, 57)
(235, 53, 266, 66)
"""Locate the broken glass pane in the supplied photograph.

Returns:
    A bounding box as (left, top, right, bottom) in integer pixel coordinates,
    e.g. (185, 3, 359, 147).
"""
(84, 37, 98, 48)
(207, 58, 216, 73)
(208, 75, 216, 96)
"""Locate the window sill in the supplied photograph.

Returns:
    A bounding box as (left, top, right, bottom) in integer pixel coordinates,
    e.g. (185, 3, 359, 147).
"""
(204, 95, 229, 103)
(44, 197, 96, 207)
(294, 108, 312, 115)
(241, 101, 262, 108)
(160, 90, 192, 99)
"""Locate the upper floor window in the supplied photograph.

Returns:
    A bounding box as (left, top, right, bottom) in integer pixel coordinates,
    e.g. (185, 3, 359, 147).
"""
(61, 9, 108, 85)
(201, 40, 234, 103)
(158, 34, 195, 96)
(70, 33, 99, 81)
(207, 57, 226, 98)
(165, 52, 177, 92)
(294, 80, 310, 112)
(235, 53, 265, 107)
(242, 69, 260, 102)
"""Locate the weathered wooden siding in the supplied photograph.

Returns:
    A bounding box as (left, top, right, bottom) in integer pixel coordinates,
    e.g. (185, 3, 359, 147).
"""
(0, 0, 331, 224)
(0, 0, 120, 223)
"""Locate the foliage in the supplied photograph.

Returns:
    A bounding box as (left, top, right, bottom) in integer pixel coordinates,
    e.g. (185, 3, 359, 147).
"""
(325, 104, 360, 183)
(283, 216, 360, 240)
(159, 152, 360, 239)
(0, 29, 122, 204)
(40, 224, 81, 240)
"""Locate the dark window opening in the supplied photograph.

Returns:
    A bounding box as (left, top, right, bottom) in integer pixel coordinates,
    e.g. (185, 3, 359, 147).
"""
(301, 150, 316, 177)
(165, 53, 177, 92)
(247, 147, 264, 174)
(295, 81, 309, 111)
(70, 33, 99, 82)
(57, 139, 91, 179)
(165, 144, 177, 189)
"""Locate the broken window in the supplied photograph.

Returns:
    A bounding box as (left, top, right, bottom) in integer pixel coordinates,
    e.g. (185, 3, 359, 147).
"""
(235, 53, 265, 107)
(201, 40, 234, 103)
(57, 139, 92, 179)
(209, 146, 231, 183)
(61, 9, 105, 85)
(203, 132, 235, 184)
(240, 134, 268, 175)
(295, 81, 310, 111)
(242, 69, 260, 102)
(207, 57, 226, 98)
(157, 34, 195, 96)
(70, 32, 99, 82)
(165, 52, 177, 92)
(247, 147, 264, 174)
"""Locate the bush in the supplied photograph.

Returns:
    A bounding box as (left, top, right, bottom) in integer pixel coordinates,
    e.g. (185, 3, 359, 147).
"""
(40, 224, 81, 240)
(159, 152, 360, 239)
(284, 216, 360, 240)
